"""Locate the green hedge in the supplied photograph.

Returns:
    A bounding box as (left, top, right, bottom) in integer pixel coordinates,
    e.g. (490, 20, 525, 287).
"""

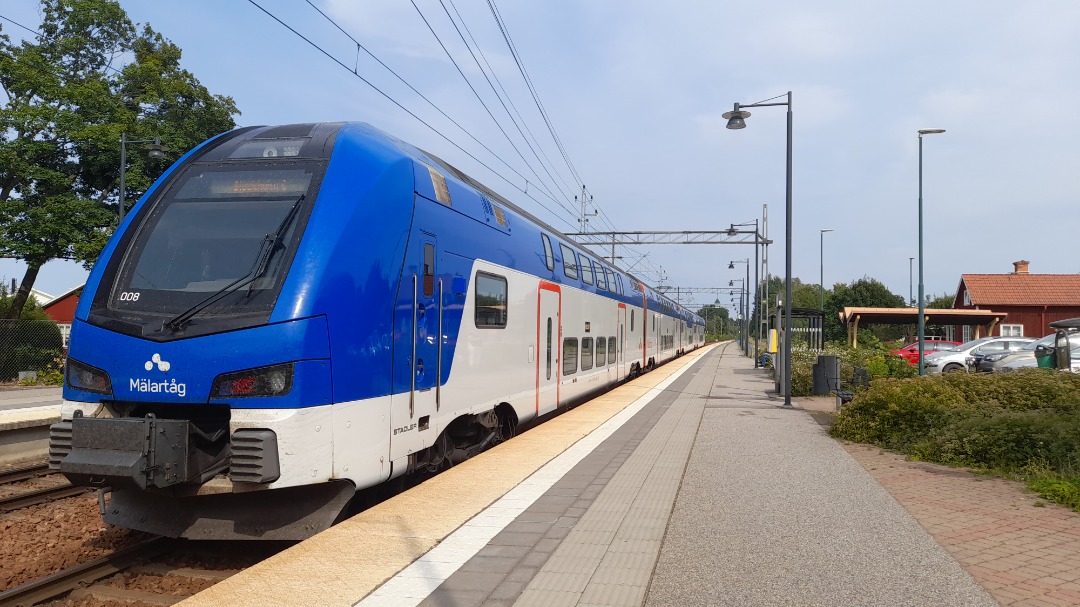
(831, 369, 1080, 510)
(790, 337, 916, 397)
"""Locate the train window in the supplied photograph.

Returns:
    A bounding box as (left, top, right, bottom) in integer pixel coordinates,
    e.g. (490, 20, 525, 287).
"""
(631, 310, 634, 331)
(546, 318, 553, 380)
(596, 337, 606, 366)
(608, 335, 617, 359)
(595, 263, 607, 290)
(581, 256, 594, 285)
(559, 244, 578, 280)
(616, 275, 624, 295)
(563, 338, 578, 375)
(474, 272, 507, 328)
(541, 234, 554, 271)
(423, 243, 434, 297)
(581, 337, 593, 371)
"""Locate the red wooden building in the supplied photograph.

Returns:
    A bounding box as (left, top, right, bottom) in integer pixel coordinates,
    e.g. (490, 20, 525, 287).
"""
(42, 285, 82, 348)
(952, 261, 1080, 340)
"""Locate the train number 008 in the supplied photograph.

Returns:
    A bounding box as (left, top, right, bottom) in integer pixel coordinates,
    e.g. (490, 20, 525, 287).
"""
(118, 292, 140, 302)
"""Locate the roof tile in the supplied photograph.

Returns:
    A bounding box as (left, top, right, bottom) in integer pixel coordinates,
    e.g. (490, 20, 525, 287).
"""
(961, 274, 1080, 306)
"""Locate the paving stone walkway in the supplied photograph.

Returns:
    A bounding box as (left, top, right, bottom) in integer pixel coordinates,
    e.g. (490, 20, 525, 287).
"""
(844, 443, 1080, 607)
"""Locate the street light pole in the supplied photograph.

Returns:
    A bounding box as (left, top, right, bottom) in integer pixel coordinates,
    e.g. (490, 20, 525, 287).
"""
(917, 128, 946, 376)
(725, 92, 794, 406)
(119, 133, 169, 224)
(729, 260, 750, 357)
(819, 228, 833, 350)
(909, 256, 915, 306)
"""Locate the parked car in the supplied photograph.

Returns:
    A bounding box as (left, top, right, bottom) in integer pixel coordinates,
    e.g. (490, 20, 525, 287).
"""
(924, 337, 1033, 374)
(965, 337, 1037, 372)
(984, 332, 1080, 371)
(890, 339, 961, 365)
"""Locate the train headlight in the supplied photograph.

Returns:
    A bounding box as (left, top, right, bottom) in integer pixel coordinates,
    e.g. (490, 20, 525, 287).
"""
(210, 363, 294, 398)
(66, 358, 113, 395)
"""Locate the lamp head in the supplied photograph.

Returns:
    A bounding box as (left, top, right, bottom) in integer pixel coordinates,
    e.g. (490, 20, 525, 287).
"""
(722, 104, 750, 129)
(729, 280, 734, 286)
(820, 228, 833, 234)
(728, 262, 735, 269)
(918, 128, 946, 137)
(145, 139, 169, 159)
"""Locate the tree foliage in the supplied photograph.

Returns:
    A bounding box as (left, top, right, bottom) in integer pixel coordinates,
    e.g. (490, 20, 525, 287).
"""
(824, 277, 907, 342)
(0, 0, 238, 318)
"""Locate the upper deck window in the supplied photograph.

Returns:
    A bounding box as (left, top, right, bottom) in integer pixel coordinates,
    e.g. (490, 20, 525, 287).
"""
(560, 244, 578, 280)
(541, 234, 554, 271)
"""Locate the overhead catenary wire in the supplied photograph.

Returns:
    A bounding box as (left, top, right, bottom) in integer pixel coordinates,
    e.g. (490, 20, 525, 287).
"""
(302, 0, 567, 220)
(246, 0, 579, 232)
(434, 0, 576, 206)
(406, 0, 573, 219)
(485, 0, 583, 189)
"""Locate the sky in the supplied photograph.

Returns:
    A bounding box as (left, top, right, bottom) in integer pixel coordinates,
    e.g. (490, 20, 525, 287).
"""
(3, 0, 1080, 318)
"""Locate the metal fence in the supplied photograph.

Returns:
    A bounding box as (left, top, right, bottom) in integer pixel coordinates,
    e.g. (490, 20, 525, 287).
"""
(0, 319, 66, 381)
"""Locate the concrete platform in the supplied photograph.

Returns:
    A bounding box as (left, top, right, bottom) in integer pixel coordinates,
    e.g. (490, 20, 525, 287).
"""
(0, 387, 61, 465)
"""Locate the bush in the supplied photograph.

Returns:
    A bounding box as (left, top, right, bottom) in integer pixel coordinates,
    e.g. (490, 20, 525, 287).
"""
(831, 370, 1080, 511)
(830, 377, 965, 449)
(788, 338, 915, 397)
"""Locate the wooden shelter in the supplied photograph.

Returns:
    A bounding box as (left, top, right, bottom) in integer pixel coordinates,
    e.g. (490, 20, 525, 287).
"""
(839, 307, 1008, 348)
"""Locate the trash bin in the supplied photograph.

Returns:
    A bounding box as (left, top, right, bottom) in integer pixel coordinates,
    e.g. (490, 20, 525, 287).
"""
(1035, 344, 1056, 369)
(812, 355, 840, 395)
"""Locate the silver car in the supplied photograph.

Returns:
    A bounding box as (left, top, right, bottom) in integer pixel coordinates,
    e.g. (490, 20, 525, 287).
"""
(924, 336, 1035, 374)
(978, 334, 1055, 373)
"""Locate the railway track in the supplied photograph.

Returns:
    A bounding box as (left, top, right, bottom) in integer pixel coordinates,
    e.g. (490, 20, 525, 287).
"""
(0, 461, 91, 512)
(0, 537, 175, 607)
(0, 483, 92, 512)
(0, 462, 50, 485)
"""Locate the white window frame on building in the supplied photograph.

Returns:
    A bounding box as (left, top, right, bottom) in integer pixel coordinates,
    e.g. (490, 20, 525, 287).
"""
(1000, 324, 1024, 337)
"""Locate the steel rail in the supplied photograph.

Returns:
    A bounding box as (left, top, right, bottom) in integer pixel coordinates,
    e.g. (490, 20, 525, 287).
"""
(0, 537, 174, 607)
(0, 462, 50, 485)
(0, 483, 91, 512)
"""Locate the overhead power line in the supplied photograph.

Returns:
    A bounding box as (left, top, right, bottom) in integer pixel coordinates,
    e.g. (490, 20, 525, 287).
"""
(246, 0, 578, 232)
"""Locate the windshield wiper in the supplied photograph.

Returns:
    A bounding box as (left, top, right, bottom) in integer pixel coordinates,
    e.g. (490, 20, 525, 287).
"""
(163, 194, 306, 332)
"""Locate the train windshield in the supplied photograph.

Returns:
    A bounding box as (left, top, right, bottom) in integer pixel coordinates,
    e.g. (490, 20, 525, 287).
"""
(106, 162, 321, 327)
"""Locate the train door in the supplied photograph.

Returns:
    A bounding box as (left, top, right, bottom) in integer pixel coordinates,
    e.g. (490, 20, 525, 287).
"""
(617, 304, 626, 378)
(536, 282, 561, 416)
(391, 235, 440, 463)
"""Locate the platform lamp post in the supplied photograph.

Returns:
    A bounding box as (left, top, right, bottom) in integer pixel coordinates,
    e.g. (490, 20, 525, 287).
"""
(725, 92, 794, 406)
(729, 278, 747, 356)
(729, 260, 750, 357)
(119, 133, 169, 224)
(917, 128, 946, 376)
(909, 257, 915, 306)
(819, 229, 833, 350)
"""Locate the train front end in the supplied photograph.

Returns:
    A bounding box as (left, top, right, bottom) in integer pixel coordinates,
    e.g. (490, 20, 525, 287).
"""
(48, 123, 408, 539)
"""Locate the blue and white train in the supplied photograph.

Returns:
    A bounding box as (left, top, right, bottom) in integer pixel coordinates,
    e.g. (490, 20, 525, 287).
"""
(49, 122, 705, 539)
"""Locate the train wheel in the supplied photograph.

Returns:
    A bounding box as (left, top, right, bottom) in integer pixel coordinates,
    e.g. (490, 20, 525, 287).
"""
(494, 405, 518, 445)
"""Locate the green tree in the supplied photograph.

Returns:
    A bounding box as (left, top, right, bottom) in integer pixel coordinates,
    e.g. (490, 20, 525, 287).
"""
(825, 277, 906, 343)
(697, 304, 731, 338)
(0, 0, 238, 318)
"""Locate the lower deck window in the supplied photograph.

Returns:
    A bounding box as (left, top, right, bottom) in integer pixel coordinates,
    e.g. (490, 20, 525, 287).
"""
(563, 338, 578, 375)
(608, 335, 617, 359)
(581, 337, 593, 371)
(596, 337, 606, 366)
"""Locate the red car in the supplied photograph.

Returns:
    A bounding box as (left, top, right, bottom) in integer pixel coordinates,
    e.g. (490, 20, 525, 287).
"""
(891, 340, 962, 365)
